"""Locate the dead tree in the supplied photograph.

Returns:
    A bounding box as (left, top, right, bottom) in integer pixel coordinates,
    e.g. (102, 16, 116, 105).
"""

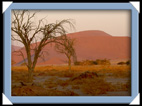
(11, 10, 74, 82)
(55, 35, 76, 71)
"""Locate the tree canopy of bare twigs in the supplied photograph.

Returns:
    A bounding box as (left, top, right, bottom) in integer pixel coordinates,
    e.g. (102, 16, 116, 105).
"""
(55, 35, 77, 71)
(11, 10, 75, 82)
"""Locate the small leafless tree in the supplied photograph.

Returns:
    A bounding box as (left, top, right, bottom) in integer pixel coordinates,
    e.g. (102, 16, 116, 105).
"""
(11, 10, 74, 82)
(55, 35, 77, 71)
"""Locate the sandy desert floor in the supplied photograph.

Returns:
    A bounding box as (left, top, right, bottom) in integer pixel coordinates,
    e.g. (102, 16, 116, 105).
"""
(11, 65, 131, 96)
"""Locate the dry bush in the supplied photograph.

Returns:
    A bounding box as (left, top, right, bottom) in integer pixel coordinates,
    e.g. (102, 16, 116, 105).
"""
(126, 60, 131, 65)
(74, 59, 111, 66)
(69, 71, 117, 96)
(74, 60, 95, 66)
(117, 61, 126, 65)
(94, 59, 111, 65)
(70, 71, 98, 81)
(12, 86, 49, 96)
(80, 78, 116, 95)
(117, 60, 131, 65)
(80, 60, 95, 65)
(12, 85, 78, 96)
(72, 85, 80, 89)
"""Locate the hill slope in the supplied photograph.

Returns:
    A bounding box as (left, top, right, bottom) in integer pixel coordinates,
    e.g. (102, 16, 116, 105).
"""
(12, 30, 131, 66)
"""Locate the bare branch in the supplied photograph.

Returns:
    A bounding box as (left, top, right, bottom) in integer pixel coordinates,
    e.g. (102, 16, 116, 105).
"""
(13, 50, 28, 67)
(54, 35, 77, 66)
(38, 51, 48, 62)
(11, 35, 23, 43)
(11, 10, 75, 81)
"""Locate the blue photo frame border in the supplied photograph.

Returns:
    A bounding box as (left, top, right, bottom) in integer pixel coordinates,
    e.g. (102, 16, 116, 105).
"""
(3, 3, 139, 104)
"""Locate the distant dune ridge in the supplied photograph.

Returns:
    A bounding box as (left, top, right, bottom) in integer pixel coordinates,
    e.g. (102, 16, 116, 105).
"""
(12, 30, 131, 66)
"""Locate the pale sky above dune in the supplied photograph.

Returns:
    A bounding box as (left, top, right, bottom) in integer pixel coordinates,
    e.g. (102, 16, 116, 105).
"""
(32, 10, 131, 36)
(12, 10, 131, 47)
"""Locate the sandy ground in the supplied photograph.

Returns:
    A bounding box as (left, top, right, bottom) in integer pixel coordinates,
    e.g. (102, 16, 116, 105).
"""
(12, 65, 131, 96)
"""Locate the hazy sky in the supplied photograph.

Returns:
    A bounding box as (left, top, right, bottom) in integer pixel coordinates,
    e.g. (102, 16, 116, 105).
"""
(12, 10, 131, 46)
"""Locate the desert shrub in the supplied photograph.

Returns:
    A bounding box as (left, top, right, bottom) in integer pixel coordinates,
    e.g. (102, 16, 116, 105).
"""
(74, 60, 95, 66)
(74, 61, 81, 65)
(117, 60, 131, 65)
(126, 60, 131, 65)
(81, 60, 95, 65)
(80, 78, 116, 96)
(117, 61, 126, 65)
(74, 59, 111, 66)
(94, 59, 111, 65)
(70, 71, 98, 81)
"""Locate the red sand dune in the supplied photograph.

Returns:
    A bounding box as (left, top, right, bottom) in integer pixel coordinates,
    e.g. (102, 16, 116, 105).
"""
(12, 30, 131, 66)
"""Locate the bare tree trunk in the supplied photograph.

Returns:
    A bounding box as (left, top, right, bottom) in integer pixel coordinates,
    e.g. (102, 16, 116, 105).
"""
(28, 68, 34, 83)
(26, 47, 33, 83)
